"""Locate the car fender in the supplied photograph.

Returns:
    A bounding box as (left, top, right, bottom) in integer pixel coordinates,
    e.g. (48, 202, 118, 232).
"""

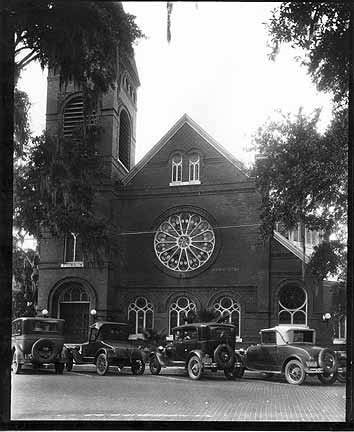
(95, 348, 114, 362)
(186, 349, 204, 364)
(12, 343, 24, 363)
(281, 355, 306, 372)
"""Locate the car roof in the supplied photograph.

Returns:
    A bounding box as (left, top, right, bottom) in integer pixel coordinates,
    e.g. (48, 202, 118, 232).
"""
(90, 321, 128, 330)
(261, 325, 312, 334)
(12, 317, 65, 323)
(172, 322, 235, 331)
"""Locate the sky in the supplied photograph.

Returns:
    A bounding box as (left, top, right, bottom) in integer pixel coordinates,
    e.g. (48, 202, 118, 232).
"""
(18, 2, 333, 167)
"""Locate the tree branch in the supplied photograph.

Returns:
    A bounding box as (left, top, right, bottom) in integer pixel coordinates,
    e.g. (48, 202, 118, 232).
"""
(16, 50, 40, 71)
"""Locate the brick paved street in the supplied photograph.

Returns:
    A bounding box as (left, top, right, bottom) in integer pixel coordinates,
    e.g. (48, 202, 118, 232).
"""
(11, 365, 346, 422)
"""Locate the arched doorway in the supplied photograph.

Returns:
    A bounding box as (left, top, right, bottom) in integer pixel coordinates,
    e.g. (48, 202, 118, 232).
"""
(52, 281, 94, 342)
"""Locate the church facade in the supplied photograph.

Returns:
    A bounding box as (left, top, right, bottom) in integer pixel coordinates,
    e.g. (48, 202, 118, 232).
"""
(37, 51, 334, 346)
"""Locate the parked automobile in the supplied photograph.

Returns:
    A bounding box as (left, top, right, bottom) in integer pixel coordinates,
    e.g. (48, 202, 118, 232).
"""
(149, 322, 243, 380)
(65, 321, 146, 376)
(11, 317, 69, 374)
(235, 325, 339, 385)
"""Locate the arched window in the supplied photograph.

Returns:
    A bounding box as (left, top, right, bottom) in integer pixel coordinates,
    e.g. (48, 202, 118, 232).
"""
(63, 96, 84, 137)
(171, 154, 182, 183)
(128, 297, 154, 334)
(169, 296, 196, 334)
(212, 296, 241, 337)
(118, 109, 131, 170)
(278, 284, 308, 325)
(63, 232, 83, 264)
(189, 153, 200, 182)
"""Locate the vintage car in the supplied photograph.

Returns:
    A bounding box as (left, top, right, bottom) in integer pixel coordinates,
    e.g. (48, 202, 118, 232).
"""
(235, 325, 339, 385)
(149, 322, 243, 380)
(332, 339, 347, 383)
(65, 321, 146, 376)
(11, 317, 69, 374)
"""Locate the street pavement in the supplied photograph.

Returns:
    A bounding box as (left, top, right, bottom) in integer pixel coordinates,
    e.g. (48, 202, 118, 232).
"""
(11, 364, 346, 422)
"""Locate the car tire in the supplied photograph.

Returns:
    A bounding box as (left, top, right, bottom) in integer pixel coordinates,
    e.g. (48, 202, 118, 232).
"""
(187, 355, 203, 380)
(284, 359, 306, 385)
(131, 359, 145, 375)
(317, 371, 337, 385)
(318, 349, 337, 375)
(337, 372, 346, 383)
(96, 353, 110, 376)
(31, 338, 57, 363)
(55, 363, 65, 374)
(149, 355, 161, 375)
(224, 368, 237, 380)
(214, 344, 235, 369)
(11, 350, 22, 375)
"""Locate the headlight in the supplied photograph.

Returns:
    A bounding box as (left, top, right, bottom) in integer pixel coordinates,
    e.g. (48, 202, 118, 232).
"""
(158, 346, 164, 352)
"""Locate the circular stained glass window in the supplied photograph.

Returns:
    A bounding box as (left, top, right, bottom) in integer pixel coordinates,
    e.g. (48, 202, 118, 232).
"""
(154, 212, 215, 272)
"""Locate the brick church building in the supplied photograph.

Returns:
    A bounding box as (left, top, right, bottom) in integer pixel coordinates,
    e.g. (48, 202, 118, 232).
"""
(37, 47, 337, 346)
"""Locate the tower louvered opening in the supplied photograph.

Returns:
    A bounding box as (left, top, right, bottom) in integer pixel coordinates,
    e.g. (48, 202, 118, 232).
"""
(118, 110, 131, 170)
(63, 96, 84, 137)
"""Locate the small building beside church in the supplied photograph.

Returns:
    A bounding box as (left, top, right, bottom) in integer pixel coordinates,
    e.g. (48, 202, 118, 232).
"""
(37, 48, 336, 347)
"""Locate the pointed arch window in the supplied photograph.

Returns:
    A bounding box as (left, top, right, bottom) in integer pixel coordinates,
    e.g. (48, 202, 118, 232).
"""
(168, 296, 196, 335)
(189, 153, 200, 183)
(128, 297, 154, 334)
(171, 154, 182, 183)
(212, 296, 241, 338)
(118, 109, 131, 170)
(278, 284, 307, 325)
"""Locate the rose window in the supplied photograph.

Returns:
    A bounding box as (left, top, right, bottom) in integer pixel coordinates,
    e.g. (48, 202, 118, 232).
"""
(154, 212, 215, 272)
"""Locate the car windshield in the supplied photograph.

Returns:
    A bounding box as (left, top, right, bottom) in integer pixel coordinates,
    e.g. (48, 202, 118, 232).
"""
(98, 325, 130, 341)
(291, 330, 314, 344)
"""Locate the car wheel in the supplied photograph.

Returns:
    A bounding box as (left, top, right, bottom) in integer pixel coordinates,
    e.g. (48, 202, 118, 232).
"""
(337, 372, 346, 383)
(214, 344, 235, 369)
(131, 359, 145, 375)
(284, 360, 306, 385)
(55, 363, 65, 374)
(317, 371, 337, 385)
(11, 350, 22, 375)
(96, 353, 110, 376)
(187, 355, 203, 380)
(149, 355, 161, 375)
(318, 349, 337, 377)
(224, 368, 237, 380)
(65, 359, 73, 372)
(31, 338, 57, 363)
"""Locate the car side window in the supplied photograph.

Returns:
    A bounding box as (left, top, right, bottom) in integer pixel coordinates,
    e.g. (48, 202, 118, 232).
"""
(183, 328, 197, 341)
(89, 328, 98, 342)
(261, 331, 276, 344)
(12, 321, 22, 336)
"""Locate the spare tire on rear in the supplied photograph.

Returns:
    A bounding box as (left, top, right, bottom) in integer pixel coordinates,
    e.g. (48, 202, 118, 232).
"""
(318, 348, 337, 374)
(214, 344, 235, 369)
(31, 338, 58, 363)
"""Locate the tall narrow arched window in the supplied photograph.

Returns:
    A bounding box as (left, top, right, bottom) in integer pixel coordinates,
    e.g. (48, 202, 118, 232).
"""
(169, 296, 196, 334)
(118, 109, 131, 170)
(63, 232, 83, 264)
(171, 154, 182, 183)
(189, 153, 200, 182)
(128, 297, 154, 334)
(278, 284, 308, 325)
(63, 96, 84, 137)
(212, 296, 241, 337)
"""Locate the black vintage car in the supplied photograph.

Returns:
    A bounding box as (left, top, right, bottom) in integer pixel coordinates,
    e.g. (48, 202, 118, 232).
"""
(149, 322, 242, 380)
(11, 317, 69, 374)
(65, 321, 146, 376)
(235, 325, 340, 385)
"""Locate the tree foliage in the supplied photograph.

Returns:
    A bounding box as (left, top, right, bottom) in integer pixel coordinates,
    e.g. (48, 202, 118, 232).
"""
(267, 2, 351, 106)
(308, 240, 346, 281)
(14, 88, 31, 157)
(12, 1, 143, 101)
(252, 108, 347, 237)
(14, 125, 112, 265)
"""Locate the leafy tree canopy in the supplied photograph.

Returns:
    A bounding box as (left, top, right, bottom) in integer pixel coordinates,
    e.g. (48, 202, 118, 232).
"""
(14, 125, 112, 265)
(11, 1, 144, 106)
(267, 2, 351, 106)
(251, 107, 347, 237)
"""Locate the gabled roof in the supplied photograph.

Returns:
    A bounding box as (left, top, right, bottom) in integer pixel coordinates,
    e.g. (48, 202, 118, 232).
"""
(122, 113, 248, 186)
